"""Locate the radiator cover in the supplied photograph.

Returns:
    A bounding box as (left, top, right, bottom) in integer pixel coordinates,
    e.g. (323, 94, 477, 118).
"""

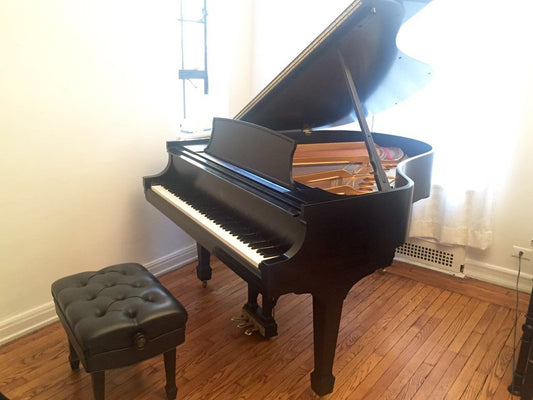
(395, 238, 466, 276)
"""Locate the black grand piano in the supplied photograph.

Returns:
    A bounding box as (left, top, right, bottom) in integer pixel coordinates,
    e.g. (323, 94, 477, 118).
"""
(144, 0, 434, 396)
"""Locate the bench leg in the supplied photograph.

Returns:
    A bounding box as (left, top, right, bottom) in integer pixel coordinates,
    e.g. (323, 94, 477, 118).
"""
(91, 371, 105, 400)
(68, 340, 80, 371)
(163, 348, 177, 400)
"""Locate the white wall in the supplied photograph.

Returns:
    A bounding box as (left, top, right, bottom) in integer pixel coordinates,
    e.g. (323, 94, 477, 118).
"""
(0, 0, 253, 344)
(251, 0, 354, 94)
(467, 71, 533, 283)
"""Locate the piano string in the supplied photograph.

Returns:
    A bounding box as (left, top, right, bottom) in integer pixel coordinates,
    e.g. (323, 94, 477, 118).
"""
(293, 141, 405, 195)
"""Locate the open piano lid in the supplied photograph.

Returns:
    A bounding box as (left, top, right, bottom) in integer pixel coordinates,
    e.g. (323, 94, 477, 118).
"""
(234, 0, 433, 131)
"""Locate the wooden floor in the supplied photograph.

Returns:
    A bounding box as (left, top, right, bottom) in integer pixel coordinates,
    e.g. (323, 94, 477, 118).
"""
(0, 259, 530, 400)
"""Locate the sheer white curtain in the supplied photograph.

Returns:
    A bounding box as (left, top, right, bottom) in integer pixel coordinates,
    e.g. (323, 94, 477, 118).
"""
(372, 0, 529, 250)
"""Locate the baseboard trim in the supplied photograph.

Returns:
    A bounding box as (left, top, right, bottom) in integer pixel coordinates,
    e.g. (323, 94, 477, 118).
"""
(0, 302, 58, 347)
(145, 243, 198, 277)
(0, 245, 198, 346)
(463, 258, 533, 293)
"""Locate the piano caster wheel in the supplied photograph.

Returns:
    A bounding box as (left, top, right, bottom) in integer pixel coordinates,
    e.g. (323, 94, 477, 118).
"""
(202, 280, 207, 288)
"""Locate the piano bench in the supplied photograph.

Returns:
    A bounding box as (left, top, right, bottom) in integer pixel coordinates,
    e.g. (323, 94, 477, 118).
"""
(51, 263, 187, 400)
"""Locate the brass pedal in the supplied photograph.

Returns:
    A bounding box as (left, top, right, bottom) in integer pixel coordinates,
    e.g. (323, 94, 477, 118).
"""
(231, 315, 260, 335)
(230, 315, 248, 323)
(244, 326, 259, 336)
(231, 315, 254, 330)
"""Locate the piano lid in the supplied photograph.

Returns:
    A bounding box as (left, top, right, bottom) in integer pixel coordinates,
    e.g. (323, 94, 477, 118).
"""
(234, 0, 433, 131)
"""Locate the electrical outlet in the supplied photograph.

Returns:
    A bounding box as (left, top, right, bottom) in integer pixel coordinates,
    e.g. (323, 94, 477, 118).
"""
(512, 245, 532, 260)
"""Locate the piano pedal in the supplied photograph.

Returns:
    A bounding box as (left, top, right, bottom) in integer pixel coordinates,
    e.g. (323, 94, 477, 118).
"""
(231, 315, 261, 335)
(237, 321, 253, 329)
(231, 315, 249, 323)
(231, 315, 253, 330)
(244, 326, 259, 336)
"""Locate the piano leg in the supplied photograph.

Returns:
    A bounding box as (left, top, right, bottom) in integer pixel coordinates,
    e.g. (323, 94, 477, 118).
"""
(196, 244, 212, 287)
(246, 285, 260, 309)
(310, 293, 345, 396)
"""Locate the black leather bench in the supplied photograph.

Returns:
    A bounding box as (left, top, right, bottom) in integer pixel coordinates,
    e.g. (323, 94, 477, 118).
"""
(51, 263, 187, 400)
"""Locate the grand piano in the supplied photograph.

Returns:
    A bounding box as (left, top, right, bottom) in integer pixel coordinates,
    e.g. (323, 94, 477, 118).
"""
(144, 0, 434, 396)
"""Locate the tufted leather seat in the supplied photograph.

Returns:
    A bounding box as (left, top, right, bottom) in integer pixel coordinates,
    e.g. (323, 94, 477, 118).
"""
(51, 263, 187, 400)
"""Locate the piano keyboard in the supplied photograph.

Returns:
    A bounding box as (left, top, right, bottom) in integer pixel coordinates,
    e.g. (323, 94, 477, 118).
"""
(151, 184, 286, 267)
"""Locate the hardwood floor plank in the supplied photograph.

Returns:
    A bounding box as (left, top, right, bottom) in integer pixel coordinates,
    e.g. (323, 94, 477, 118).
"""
(445, 305, 512, 399)
(493, 336, 517, 400)
(425, 304, 491, 400)
(459, 309, 515, 400)
(380, 293, 471, 400)
(408, 298, 487, 400)
(325, 282, 432, 398)
(335, 288, 452, 399)
(343, 289, 458, 400)
(478, 322, 517, 400)
(334, 285, 442, 397)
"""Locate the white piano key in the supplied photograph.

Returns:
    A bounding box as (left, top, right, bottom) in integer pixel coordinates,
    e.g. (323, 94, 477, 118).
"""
(151, 185, 279, 267)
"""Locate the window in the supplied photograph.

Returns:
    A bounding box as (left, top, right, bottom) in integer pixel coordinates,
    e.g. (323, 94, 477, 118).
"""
(371, 0, 529, 249)
(178, 0, 210, 134)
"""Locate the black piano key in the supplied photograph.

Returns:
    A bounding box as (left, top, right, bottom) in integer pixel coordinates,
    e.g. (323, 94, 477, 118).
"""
(221, 222, 246, 232)
(257, 247, 283, 257)
(160, 183, 288, 256)
(241, 233, 268, 242)
(236, 229, 261, 239)
(248, 240, 277, 250)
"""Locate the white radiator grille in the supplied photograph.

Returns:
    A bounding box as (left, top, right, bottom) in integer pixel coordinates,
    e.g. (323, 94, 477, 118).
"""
(395, 238, 465, 275)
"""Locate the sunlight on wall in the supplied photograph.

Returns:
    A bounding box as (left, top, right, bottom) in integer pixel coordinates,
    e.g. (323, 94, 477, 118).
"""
(373, 0, 533, 193)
